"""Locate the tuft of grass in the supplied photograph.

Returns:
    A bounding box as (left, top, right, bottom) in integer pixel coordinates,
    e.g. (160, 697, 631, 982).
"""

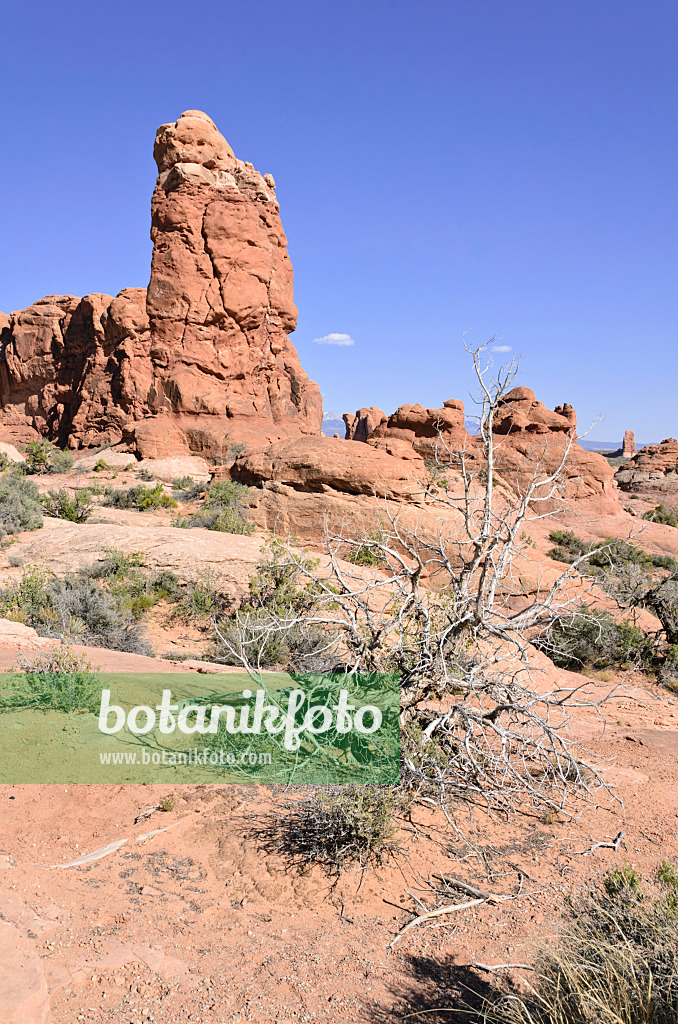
(0, 645, 100, 713)
(159, 796, 175, 812)
(477, 861, 678, 1024)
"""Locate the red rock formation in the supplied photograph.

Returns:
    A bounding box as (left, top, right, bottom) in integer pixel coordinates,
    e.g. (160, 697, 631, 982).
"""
(616, 438, 678, 498)
(343, 406, 386, 443)
(493, 387, 576, 435)
(0, 111, 322, 452)
(343, 399, 467, 454)
(231, 436, 426, 501)
(623, 429, 636, 458)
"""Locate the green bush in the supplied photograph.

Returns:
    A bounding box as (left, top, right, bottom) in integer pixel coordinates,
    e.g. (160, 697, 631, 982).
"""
(0, 563, 152, 656)
(151, 570, 184, 603)
(344, 527, 388, 567)
(548, 530, 678, 572)
(265, 787, 401, 873)
(23, 440, 74, 475)
(0, 646, 100, 713)
(93, 458, 109, 472)
(537, 604, 657, 671)
(172, 479, 253, 534)
(481, 861, 678, 1024)
(103, 482, 177, 511)
(643, 504, 678, 528)
(40, 488, 93, 523)
(0, 474, 43, 536)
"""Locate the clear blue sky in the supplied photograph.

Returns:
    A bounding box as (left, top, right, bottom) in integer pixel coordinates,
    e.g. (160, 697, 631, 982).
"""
(1, 0, 676, 441)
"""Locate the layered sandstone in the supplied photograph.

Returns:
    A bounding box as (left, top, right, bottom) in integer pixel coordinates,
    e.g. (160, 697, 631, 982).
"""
(492, 387, 576, 435)
(0, 111, 322, 452)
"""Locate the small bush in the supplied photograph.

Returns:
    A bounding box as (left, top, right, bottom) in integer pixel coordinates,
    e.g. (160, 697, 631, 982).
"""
(547, 530, 678, 572)
(0, 646, 100, 713)
(40, 488, 93, 523)
(0, 474, 43, 536)
(644, 503, 678, 528)
(104, 483, 177, 511)
(267, 787, 401, 873)
(151, 570, 184, 603)
(93, 458, 109, 472)
(137, 468, 154, 481)
(23, 440, 74, 475)
(172, 479, 253, 534)
(344, 528, 388, 567)
(538, 604, 656, 672)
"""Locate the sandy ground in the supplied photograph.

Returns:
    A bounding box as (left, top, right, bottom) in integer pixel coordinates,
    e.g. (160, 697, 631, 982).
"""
(2, 476, 678, 1021)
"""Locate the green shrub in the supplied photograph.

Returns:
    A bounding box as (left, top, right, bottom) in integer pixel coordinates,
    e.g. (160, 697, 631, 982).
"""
(481, 861, 678, 1024)
(0, 563, 152, 656)
(265, 787, 401, 873)
(537, 604, 657, 671)
(40, 488, 93, 523)
(643, 503, 678, 528)
(151, 570, 184, 602)
(0, 474, 43, 536)
(93, 458, 109, 472)
(547, 530, 678, 572)
(172, 479, 253, 534)
(23, 440, 74, 475)
(0, 646, 100, 713)
(103, 483, 177, 511)
(344, 527, 388, 567)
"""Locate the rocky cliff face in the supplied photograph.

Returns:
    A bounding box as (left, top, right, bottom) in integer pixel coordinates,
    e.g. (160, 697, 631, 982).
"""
(0, 110, 322, 453)
(615, 438, 678, 500)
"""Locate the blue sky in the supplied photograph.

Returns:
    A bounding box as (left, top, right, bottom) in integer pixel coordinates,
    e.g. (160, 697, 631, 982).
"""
(1, 0, 675, 441)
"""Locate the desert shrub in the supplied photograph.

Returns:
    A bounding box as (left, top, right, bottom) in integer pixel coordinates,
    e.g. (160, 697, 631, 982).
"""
(47, 575, 152, 654)
(172, 479, 253, 534)
(0, 564, 53, 623)
(93, 458, 109, 472)
(23, 440, 74, 475)
(103, 482, 177, 511)
(537, 604, 656, 671)
(0, 474, 43, 537)
(482, 861, 678, 1024)
(213, 607, 330, 670)
(547, 530, 678, 572)
(266, 787, 401, 873)
(180, 570, 222, 619)
(40, 488, 93, 523)
(213, 543, 333, 669)
(0, 645, 100, 713)
(343, 527, 388, 567)
(171, 475, 206, 500)
(151, 570, 184, 602)
(644, 503, 678, 528)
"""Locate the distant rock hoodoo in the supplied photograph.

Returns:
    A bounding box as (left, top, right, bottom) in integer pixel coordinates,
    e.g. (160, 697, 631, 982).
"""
(0, 110, 322, 453)
(623, 429, 636, 458)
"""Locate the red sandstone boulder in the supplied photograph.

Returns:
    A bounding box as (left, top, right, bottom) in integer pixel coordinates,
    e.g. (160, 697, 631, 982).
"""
(0, 111, 322, 453)
(343, 406, 386, 442)
(231, 436, 427, 500)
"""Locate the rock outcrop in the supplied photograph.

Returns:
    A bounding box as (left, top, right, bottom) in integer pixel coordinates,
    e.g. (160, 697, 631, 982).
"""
(623, 429, 636, 458)
(344, 399, 467, 455)
(492, 387, 576, 435)
(231, 436, 427, 501)
(0, 111, 322, 453)
(616, 438, 678, 500)
(343, 406, 385, 443)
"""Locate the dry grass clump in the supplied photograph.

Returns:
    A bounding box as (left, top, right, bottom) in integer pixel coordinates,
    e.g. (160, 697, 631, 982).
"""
(479, 862, 678, 1024)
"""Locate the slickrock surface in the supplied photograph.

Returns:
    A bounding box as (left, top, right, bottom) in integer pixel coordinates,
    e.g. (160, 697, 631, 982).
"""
(0, 111, 322, 453)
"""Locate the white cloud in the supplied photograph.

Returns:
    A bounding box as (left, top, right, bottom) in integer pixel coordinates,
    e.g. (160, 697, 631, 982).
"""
(492, 344, 512, 352)
(312, 332, 355, 347)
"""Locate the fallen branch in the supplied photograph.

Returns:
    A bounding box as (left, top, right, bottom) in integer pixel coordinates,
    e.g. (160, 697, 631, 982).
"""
(581, 830, 624, 856)
(473, 961, 535, 973)
(390, 893, 508, 948)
